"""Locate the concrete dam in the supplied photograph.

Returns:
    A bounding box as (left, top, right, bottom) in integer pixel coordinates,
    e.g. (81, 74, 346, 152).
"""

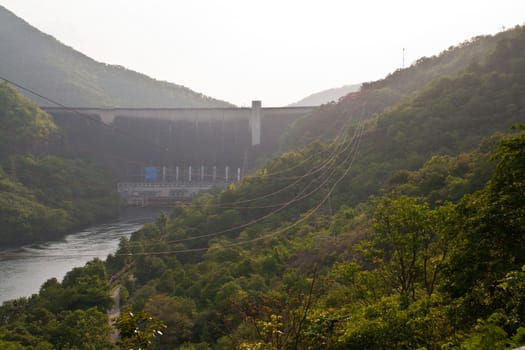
(43, 102, 315, 204)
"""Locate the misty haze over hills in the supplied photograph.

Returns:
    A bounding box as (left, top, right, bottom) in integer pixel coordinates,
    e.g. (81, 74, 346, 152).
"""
(0, 4, 363, 110)
(289, 83, 361, 106)
(2, 1, 525, 347)
(0, 6, 232, 108)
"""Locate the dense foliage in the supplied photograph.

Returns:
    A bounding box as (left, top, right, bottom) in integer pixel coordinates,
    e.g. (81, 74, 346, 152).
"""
(0, 259, 113, 349)
(0, 82, 118, 246)
(0, 82, 57, 157)
(1, 25, 525, 349)
(95, 125, 524, 349)
(0, 6, 232, 108)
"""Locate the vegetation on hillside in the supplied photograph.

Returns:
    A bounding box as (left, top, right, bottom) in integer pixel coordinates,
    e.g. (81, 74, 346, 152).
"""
(282, 25, 523, 150)
(3, 123, 518, 349)
(1, 25, 525, 350)
(0, 6, 232, 108)
(0, 259, 113, 349)
(0, 82, 118, 246)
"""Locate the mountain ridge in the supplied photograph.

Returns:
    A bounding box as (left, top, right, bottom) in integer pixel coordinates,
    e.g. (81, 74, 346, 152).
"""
(1, 22, 525, 350)
(288, 83, 361, 106)
(280, 28, 517, 150)
(0, 6, 233, 108)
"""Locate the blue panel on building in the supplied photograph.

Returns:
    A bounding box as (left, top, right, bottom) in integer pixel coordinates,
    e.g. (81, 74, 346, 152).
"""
(145, 167, 157, 181)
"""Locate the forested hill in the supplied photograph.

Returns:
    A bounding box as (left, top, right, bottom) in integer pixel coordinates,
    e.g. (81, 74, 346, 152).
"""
(282, 25, 521, 150)
(87, 25, 525, 349)
(0, 82, 118, 247)
(0, 6, 232, 108)
(1, 25, 524, 349)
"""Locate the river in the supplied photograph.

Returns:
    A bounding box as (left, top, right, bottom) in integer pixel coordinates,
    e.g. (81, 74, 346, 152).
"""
(0, 209, 160, 304)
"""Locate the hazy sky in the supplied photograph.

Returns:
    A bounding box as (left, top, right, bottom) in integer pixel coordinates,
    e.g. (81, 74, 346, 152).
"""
(1, 1, 524, 106)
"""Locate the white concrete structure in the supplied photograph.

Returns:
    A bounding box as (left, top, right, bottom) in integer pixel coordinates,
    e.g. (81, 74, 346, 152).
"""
(250, 100, 261, 146)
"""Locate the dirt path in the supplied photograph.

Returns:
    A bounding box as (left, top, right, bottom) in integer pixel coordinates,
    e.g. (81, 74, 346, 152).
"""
(108, 286, 120, 343)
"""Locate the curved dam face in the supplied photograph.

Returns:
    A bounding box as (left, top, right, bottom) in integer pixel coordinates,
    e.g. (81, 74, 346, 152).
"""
(43, 102, 315, 202)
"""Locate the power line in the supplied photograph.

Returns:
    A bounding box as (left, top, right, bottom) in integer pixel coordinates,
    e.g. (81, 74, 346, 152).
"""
(11, 113, 367, 257)
(0, 76, 168, 152)
(0, 125, 365, 258)
(1, 75, 362, 186)
(0, 75, 358, 214)
(116, 100, 369, 251)
(0, 77, 370, 258)
(79, 119, 365, 252)
(4, 120, 367, 259)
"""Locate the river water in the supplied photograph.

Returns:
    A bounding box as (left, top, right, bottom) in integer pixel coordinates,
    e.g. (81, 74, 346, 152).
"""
(0, 209, 160, 304)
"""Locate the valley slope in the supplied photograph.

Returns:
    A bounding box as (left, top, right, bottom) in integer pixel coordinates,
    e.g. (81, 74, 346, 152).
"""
(1, 23, 525, 350)
(0, 6, 232, 108)
(0, 82, 118, 247)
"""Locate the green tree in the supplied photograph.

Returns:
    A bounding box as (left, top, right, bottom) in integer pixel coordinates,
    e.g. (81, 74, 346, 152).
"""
(0, 82, 57, 156)
(61, 259, 113, 311)
(144, 294, 196, 347)
(56, 307, 112, 350)
(114, 309, 166, 350)
(369, 195, 449, 305)
(447, 124, 525, 297)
